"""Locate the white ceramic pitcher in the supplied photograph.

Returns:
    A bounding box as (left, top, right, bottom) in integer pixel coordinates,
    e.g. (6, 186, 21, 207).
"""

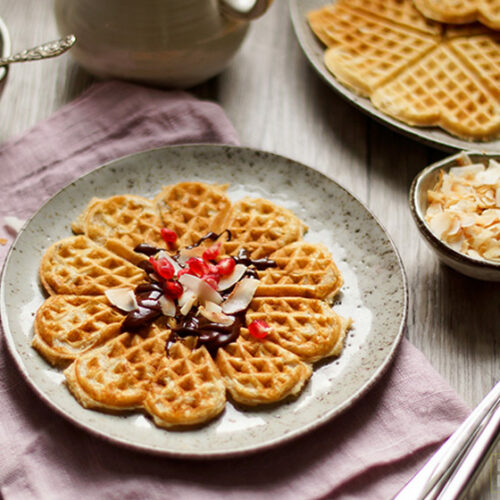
(54, 0, 273, 87)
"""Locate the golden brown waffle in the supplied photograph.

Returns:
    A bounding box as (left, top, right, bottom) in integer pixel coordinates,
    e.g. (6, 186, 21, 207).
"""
(81, 195, 165, 264)
(338, 0, 442, 35)
(71, 197, 101, 234)
(309, 4, 439, 96)
(246, 297, 348, 363)
(64, 327, 168, 411)
(309, 1, 500, 140)
(36, 181, 351, 430)
(371, 42, 500, 139)
(40, 235, 146, 295)
(33, 295, 124, 367)
(144, 341, 226, 428)
(216, 333, 312, 406)
(220, 197, 307, 259)
(154, 182, 231, 247)
(414, 0, 500, 30)
(256, 241, 343, 300)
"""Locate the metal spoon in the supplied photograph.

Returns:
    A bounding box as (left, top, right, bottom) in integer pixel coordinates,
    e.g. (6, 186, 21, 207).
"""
(0, 34, 76, 66)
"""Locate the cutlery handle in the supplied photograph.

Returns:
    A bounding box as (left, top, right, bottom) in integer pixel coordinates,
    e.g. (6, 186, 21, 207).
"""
(0, 34, 76, 66)
(393, 380, 500, 499)
(436, 403, 500, 500)
(220, 0, 273, 20)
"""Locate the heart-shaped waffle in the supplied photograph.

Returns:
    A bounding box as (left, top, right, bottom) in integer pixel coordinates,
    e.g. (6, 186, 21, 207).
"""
(220, 197, 307, 259)
(144, 341, 226, 428)
(40, 235, 146, 295)
(256, 241, 343, 300)
(154, 182, 231, 247)
(216, 333, 312, 406)
(33, 295, 124, 367)
(82, 194, 166, 264)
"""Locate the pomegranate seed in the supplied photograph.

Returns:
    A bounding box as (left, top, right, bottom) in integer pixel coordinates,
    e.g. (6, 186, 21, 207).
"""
(149, 256, 174, 280)
(203, 242, 221, 261)
(161, 228, 178, 246)
(248, 320, 271, 339)
(202, 275, 219, 290)
(186, 257, 209, 277)
(217, 258, 236, 276)
(177, 268, 190, 277)
(207, 263, 219, 275)
(163, 280, 183, 299)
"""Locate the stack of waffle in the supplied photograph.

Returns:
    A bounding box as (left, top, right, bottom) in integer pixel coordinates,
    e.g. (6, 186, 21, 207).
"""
(308, 0, 500, 140)
(34, 182, 351, 429)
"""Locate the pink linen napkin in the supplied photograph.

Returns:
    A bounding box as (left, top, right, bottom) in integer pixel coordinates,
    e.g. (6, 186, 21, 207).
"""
(0, 81, 470, 500)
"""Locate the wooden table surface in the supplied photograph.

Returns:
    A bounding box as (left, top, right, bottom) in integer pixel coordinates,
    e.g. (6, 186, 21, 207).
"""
(0, 1, 498, 497)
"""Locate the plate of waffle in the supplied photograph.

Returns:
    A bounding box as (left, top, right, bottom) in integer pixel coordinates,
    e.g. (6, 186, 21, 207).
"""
(1, 145, 407, 457)
(290, 0, 500, 151)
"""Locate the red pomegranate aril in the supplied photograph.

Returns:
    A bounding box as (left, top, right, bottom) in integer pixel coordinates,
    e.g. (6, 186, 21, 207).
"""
(248, 320, 271, 339)
(186, 257, 209, 277)
(217, 258, 236, 276)
(163, 280, 183, 299)
(207, 263, 219, 275)
(149, 256, 174, 280)
(161, 228, 178, 246)
(202, 242, 221, 261)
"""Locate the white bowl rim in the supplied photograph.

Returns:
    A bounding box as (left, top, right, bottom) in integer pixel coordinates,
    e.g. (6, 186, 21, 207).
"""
(410, 151, 500, 271)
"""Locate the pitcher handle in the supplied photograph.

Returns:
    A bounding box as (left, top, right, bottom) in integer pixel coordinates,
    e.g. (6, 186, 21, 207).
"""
(220, 0, 273, 20)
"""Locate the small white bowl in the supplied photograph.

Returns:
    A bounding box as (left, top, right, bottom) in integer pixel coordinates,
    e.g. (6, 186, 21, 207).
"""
(410, 151, 500, 282)
(0, 16, 10, 97)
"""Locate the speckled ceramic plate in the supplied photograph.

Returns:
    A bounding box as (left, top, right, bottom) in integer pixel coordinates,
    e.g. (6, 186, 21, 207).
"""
(0, 145, 407, 458)
(289, 0, 500, 153)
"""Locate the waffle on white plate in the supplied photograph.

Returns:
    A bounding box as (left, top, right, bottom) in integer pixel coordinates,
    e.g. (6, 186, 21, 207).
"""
(34, 181, 351, 429)
(308, 0, 500, 141)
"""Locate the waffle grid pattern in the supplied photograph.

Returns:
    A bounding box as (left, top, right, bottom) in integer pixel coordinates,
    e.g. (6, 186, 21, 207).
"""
(308, 0, 500, 140)
(36, 182, 348, 429)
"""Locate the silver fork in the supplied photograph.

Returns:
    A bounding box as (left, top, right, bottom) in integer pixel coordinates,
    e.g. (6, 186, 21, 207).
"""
(394, 380, 500, 500)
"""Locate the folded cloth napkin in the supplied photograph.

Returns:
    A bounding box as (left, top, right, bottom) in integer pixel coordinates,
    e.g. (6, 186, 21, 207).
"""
(0, 81, 470, 500)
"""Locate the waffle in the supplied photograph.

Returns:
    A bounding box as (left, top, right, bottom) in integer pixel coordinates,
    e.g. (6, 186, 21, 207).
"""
(220, 197, 307, 259)
(36, 181, 351, 430)
(40, 235, 146, 295)
(154, 182, 231, 248)
(371, 42, 500, 139)
(33, 295, 124, 367)
(65, 326, 168, 411)
(256, 241, 343, 300)
(144, 341, 226, 428)
(246, 297, 348, 363)
(414, 0, 500, 30)
(81, 195, 165, 265)
(309, 0, 500, 140)
(309, 4, 439, 96)
(338, 0, 442, 35)
(216, 333, 312, 406)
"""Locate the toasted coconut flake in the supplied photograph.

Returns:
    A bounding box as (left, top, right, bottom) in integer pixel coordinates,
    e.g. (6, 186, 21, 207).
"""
(179, 274, 223, 305)
(198, 305, 234, 326)
(179, 289, 197, 315)
(205, 301, 222, 313)
(158, 295, 176, 317)
(221, 278, 259, 314)
(217, 263, 247, 291)
(426, 156, 500, 263)
(105, 288, 138, 312)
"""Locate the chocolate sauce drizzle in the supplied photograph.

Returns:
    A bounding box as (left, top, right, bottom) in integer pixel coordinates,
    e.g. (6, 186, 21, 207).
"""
(126, 232, 277, 356)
